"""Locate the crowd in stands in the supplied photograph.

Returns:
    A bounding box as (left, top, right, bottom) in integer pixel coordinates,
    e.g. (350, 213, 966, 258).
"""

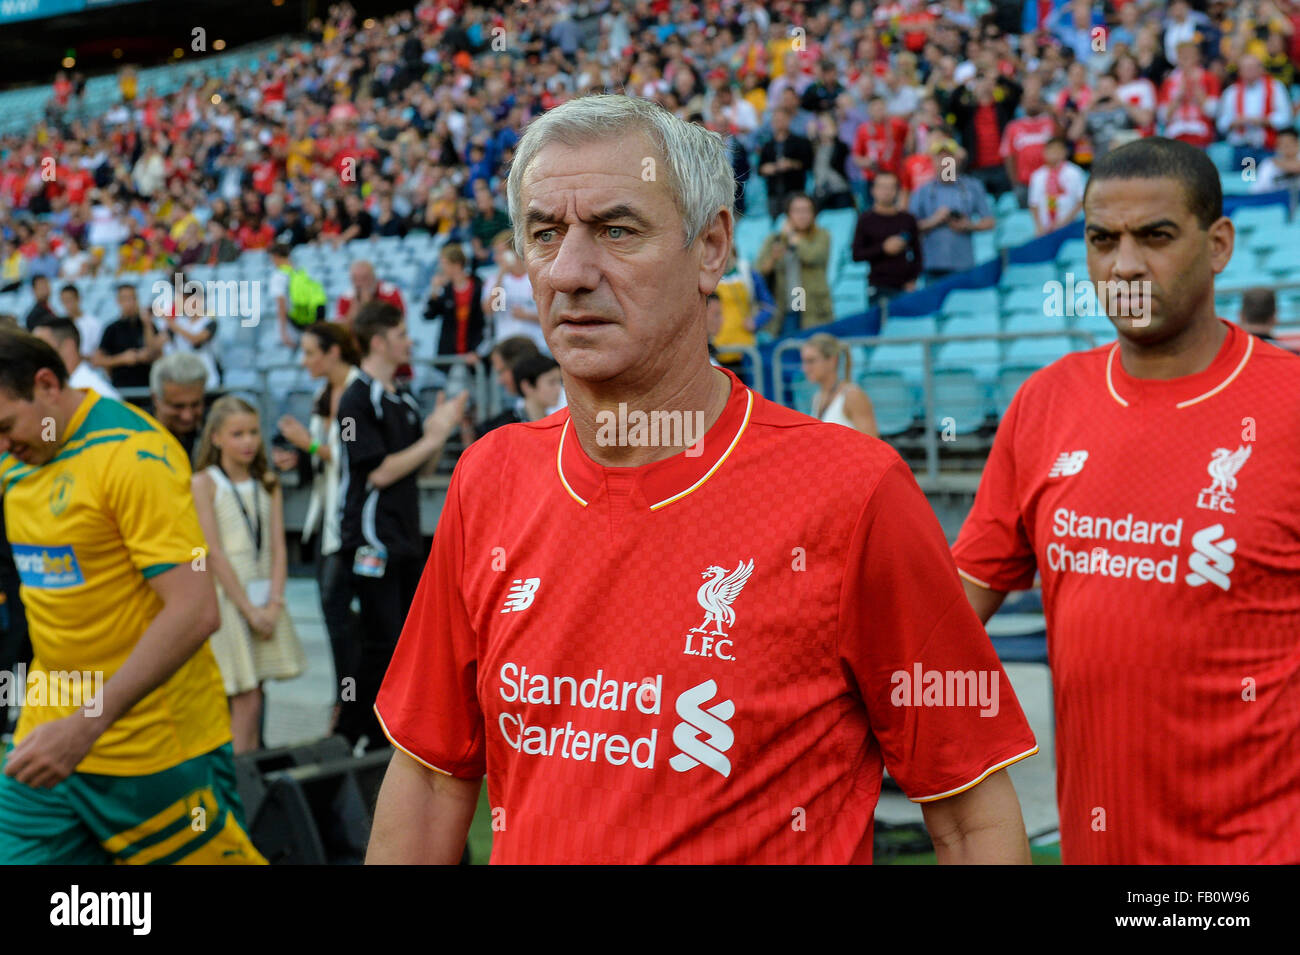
(0, 0, 1298, 392)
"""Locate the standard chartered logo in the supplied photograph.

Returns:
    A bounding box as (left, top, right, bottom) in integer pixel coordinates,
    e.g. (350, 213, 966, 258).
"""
(493, 665, 739, 778)
(669, 679, 736, 778)
(1185, 524, 1236, 592)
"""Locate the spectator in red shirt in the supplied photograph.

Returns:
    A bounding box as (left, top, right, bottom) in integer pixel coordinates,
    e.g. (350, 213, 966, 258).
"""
(338, 260, 407, 329)
(851, 97, 911, 184)
(1001, 76, 1058, 206)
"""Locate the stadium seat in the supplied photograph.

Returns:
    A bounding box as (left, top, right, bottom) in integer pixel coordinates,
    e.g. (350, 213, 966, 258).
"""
(1003, 313, 1068, 335)
(1000, 286, 1046, 314)
(880, 315, 937, 339)
(935, 338, 1001, 378)
(972, 229, 997, 263)
(1230, 204, 1288, 234)
(930, 368, 990, 431)
(941, 288, 999, 317)
(939, 311, 1000, 338)
(1216, 256, 1267, 290)
(1054, 237, 1088, 266)
(999, 261, 1059, 290)
(857, 370, 918, 436)
(995, 365, 1039, 417)
(1260, 247, 1295, 278)
(1003, 334, 1077, 368)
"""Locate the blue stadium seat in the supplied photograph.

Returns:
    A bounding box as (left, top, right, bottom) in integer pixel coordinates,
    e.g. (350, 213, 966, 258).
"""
(1003, 313, 1068, 335)
(1054, 237, 1088, 266)
(1261, 247, 1295, 278)
(995, 365, 1039, 417)
(1217, 256, 1267, 289)
(1231, 204, 1287, 234)
(1000, 286, 1046, 314)
(931, 368, 990, 431)
(935, 339, 1001, 378)
(881, 315, 938, 339)
(941, 288, 999, 317)
(939, 311, 1000, 338)
(972, 229, 997, 263)
(1003, 335, 1077, 369)
(999, 261, 1059, 290)
(857, 371, 918, 436)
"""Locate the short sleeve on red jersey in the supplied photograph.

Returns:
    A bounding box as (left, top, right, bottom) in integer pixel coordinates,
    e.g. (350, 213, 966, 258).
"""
(374, 466, 486, 778)
(951, 387, 1038, 593)
(839, 460, 1038, 801)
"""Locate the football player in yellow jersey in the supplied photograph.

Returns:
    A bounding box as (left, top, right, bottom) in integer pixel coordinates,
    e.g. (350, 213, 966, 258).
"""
(0, 329, 265, 864)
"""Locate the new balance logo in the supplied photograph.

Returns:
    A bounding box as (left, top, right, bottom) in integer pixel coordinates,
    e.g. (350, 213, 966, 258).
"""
(669, 680, 735, 778)
(500, 577, 540, 613)
(1049, 450, 1089, 477)
(1185, 524, 1236, 592)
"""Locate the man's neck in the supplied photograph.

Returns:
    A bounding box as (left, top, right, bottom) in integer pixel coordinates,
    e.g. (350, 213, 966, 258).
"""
(1118, 312, 1228, 381)
(51, 388, 87, 451)
(567, 363, 733, 468)
(874, 201, 899, 215)
(361, 355, 396, 389)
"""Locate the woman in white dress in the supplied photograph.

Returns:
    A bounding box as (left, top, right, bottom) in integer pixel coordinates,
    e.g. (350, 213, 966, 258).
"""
(801, 332, 879, 436)
(192, 395, 307, 753)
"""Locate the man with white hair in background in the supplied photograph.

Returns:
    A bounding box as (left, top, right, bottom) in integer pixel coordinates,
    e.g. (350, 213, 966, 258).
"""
(149, 351, 209, 462)
(367, 94, 1037, 865)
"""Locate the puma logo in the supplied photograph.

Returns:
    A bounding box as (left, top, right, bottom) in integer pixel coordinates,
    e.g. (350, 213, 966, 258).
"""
(136, 445, 174, 473)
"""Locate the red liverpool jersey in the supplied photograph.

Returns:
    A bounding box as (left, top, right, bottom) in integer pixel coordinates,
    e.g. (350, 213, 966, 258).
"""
(377, 366, 1037, 863)
(953, 321, 1300, 864)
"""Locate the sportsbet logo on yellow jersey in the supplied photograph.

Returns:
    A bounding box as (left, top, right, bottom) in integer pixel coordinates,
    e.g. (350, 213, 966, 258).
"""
(1, 390, 231, 776)
(12, 545, 85, 588)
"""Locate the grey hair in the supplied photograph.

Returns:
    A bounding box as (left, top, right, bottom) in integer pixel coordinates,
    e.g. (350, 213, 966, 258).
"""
(506, 93, 735, 256)
(150, 351, 209, 396)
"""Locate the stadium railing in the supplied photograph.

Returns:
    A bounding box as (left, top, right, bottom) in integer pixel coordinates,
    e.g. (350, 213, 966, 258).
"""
(771, 329, 1099, 483)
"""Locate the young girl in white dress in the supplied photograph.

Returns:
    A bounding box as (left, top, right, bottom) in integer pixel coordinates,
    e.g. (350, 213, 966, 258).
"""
(192, 395, 306, 753)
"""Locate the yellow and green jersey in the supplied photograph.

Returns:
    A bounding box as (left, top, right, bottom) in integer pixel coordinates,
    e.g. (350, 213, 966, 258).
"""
(1, 390, 231, 776)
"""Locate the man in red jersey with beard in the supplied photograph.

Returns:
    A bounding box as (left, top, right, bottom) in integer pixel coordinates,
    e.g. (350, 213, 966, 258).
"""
(364, 95, 1038, 865)
(954, 137, 1300, 863)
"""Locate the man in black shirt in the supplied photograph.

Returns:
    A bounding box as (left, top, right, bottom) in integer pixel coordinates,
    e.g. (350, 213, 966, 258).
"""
(22, 275, 57, 331)
(851, 171, 923, 307)
(758, 108, 813, 222)
(336, 301, 466, 749)
(92, 283, 163, 395)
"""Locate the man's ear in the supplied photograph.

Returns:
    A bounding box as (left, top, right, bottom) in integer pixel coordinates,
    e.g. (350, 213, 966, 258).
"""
(698, 209, 735, 297)
(1207, 215, 1234, 276)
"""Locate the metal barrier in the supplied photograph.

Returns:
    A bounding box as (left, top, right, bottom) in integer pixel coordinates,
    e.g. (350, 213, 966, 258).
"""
(771, 329, 1098, 481)
(712, 342, 765, 398)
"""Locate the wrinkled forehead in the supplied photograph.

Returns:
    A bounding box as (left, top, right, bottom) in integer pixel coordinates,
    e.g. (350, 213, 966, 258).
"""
(521, 134, 675, 219)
